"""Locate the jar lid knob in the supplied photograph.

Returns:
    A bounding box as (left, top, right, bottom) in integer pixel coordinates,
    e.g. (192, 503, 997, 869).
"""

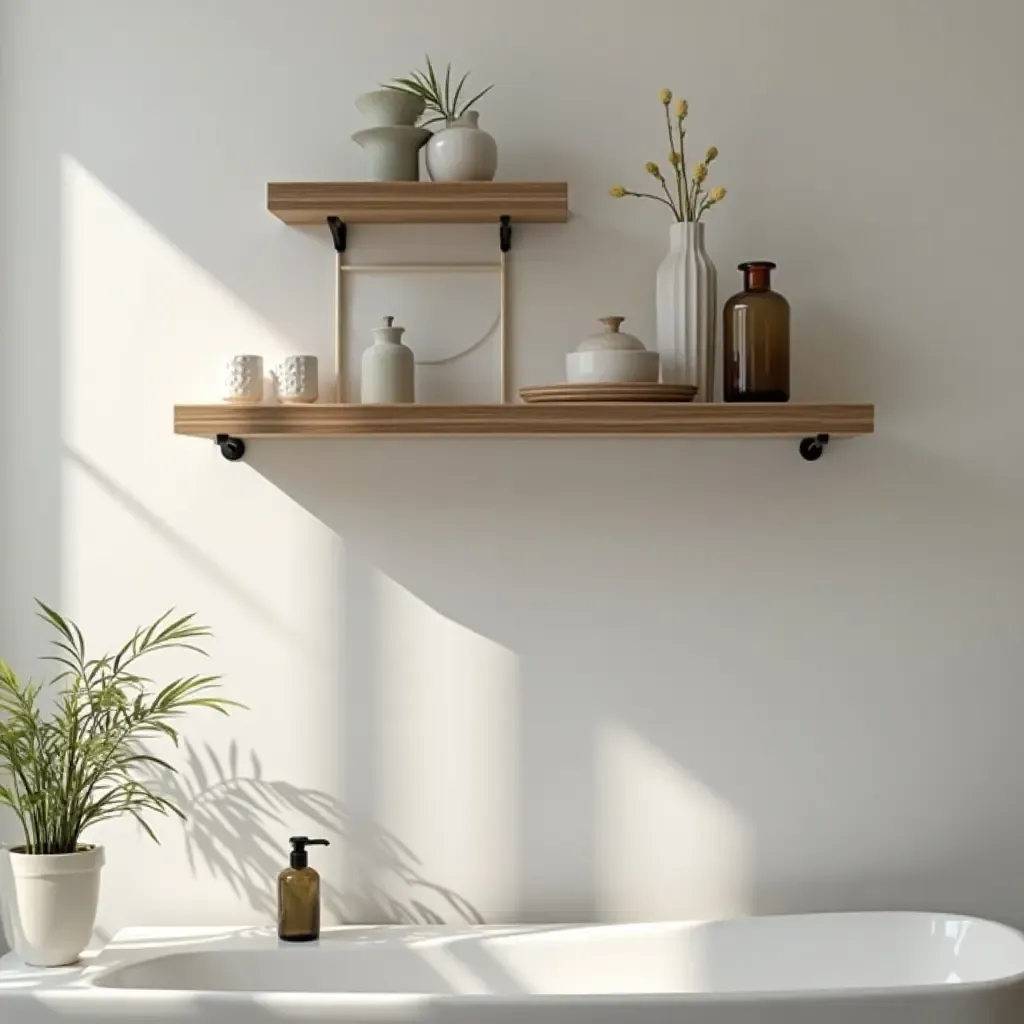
(599, 316, 625, 332)
(382, 315, 395, 327)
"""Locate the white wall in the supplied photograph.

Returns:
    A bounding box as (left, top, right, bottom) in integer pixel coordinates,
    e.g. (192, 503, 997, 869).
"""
(3, 0, 1024, 941)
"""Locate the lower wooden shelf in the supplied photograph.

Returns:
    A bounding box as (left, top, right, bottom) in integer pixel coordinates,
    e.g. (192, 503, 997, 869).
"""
(175, 402, 873, 441)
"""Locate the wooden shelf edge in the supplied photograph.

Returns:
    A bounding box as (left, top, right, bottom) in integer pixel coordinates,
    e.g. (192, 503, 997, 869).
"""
(267, 181, 569, 224)
(174, 402, 874, 439)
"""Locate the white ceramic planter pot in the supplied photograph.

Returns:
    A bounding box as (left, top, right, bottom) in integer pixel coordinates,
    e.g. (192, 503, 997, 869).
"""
(425, 112, 497, 182)
(1, 845, 104, 966)
(655, 222, 717, 400)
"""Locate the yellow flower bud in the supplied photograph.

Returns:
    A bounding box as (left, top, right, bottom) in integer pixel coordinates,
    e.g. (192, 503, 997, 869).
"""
(609, 185, 627, 198)
(710, 186, 727, 202)
(676, 98, 689, 118)
(693, 162, 709, 183)
(659, 88, 672, 105)
(668, 151, 681, 167)
(705, 146, 719, 162)
(645, 161, 661, 177)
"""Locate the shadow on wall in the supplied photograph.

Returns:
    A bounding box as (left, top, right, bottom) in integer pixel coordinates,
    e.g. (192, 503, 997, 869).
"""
(242, 433, 1024, 927)
(139, 741, 483, 926)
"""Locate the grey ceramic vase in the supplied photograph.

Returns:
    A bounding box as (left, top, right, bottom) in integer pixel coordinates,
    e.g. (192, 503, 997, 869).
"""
(355, 89, 425, 127)
(351, 126, 432, 182)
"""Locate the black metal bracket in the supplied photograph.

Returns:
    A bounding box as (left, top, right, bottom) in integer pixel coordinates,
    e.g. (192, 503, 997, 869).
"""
(215, 434, 246, 462)
(499, 215, 512, 253)
(327, 216, 347, 254)
(798, 433, 830, 462)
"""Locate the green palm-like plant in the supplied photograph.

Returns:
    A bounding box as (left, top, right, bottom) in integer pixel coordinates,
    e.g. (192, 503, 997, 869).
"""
(0, 602, 243, 855)
(385, 55, 493, 127)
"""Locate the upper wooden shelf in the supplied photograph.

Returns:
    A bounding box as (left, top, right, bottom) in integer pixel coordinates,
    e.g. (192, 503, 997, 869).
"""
(176, 402, 873, 440)
(267, 181, 569, 225)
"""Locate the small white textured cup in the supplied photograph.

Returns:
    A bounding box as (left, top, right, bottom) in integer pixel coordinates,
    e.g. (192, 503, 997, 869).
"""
(222, 355, 264, 404)
(274, 355, 319, 404)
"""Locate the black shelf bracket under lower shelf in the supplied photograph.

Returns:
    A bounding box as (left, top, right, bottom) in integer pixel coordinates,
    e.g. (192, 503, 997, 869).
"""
(798, 433, 830, 461)
(215, 434, 246, 462)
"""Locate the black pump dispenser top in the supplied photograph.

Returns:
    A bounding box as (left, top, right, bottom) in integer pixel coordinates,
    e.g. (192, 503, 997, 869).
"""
(288, 835, 329, 869)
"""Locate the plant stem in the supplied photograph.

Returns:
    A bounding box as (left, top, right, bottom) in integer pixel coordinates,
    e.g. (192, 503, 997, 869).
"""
(664, 104, 684, 223)
(623, 190, 680, 217)
(655, 175, 681, 220)
(678, 117, 692, 220)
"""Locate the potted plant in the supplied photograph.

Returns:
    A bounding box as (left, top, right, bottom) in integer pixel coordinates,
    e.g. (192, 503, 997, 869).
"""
(386, 56, 496, 182)
(609, 90, 727, 400)
(0, 602, 242, 966)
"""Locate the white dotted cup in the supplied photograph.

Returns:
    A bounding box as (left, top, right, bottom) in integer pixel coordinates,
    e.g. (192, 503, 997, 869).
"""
(274, 355, 319, 404)
(222, 355, 264, 404)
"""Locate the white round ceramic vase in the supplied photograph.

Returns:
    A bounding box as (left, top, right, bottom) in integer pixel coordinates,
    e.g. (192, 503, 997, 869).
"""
(0, 846, 105, 966)
(425, 111, 497, 182)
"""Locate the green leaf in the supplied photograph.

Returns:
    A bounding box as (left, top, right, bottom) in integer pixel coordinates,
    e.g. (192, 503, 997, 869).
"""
(425, 54, 440, 99)
(452, 72, 468, 115)
(127, 809, 161, 844)
(457, 84, 493, 119)
(0, 603, 243, 851)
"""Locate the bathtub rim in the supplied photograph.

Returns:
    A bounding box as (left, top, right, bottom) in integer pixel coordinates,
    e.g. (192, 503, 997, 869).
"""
(2, 911, 1023, 1007)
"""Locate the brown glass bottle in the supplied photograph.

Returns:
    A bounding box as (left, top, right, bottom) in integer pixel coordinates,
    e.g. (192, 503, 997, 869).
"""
(278, 836, 329, 942)
(723, 262, 790, 402)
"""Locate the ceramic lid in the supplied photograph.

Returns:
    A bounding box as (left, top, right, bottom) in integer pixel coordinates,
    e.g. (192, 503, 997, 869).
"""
(373, 315, 406, 342)
(575, 317, 647, 352)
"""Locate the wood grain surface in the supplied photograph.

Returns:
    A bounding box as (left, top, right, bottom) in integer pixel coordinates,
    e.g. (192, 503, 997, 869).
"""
(267, 181, 569, 224)
(175, 402, 875, 439)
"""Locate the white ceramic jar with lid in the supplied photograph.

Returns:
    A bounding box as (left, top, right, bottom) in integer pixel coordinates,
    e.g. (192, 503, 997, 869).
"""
(566, 317, 660, 383)
(361, 316, 414, 403)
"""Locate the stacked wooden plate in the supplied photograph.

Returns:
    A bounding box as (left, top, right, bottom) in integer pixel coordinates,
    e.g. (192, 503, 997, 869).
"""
(520, 383, 698, 404)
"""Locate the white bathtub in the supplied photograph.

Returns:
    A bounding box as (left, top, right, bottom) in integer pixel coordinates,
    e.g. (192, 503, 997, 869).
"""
(1, 913, 1022, 1023)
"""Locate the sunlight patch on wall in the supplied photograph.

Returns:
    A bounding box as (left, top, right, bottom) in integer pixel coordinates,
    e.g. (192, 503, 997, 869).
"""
(58, 156, 346, 933)
(374, 573, 519, 922)
(596, 722, 752, 921)
(61, 155, 293, 447)
(58, 153, 330, 672)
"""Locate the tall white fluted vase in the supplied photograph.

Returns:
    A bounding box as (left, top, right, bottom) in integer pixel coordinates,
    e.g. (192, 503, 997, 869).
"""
(655, 222, 717, 400)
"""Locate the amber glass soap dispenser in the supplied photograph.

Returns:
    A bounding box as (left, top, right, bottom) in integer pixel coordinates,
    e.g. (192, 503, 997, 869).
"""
(723, 261, 791, 402)
(278, 836, 329, 942)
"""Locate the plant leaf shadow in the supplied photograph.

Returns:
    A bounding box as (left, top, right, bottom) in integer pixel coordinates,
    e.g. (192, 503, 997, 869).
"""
(138, 740, 484, 927)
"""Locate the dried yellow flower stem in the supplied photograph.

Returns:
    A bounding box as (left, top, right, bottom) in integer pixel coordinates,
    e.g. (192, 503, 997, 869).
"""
(608, 93, 723, 223)
(663, 101, 685, 220)
(677, 113, 691, 219)
(618, 187, 678, 215)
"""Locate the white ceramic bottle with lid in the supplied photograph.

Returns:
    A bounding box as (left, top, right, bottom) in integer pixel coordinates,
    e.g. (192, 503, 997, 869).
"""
(361, 316, 414, 403)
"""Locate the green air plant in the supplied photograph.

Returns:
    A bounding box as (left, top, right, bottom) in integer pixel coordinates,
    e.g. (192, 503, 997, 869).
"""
(0, 602, 244, 855)
(385, 55, 493, 127)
